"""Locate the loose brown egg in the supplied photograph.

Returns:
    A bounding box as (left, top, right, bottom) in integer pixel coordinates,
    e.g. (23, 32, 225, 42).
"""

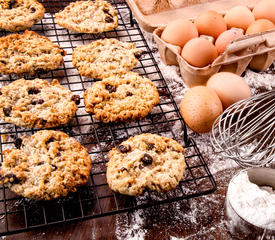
(206, 72, 252, 109)
(194, 10, 227, 39)
(161, 19, 198, 47)
(180, 86, 223, 133)
(246, 19, 275, 34)
(215, 28, 244, 54)
(181, 37, 218, 68)
(253, 0, 275, 24)
(224, 6, 255, 31)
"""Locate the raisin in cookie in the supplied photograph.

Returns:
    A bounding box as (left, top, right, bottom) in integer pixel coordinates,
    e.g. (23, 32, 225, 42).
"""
(0, 78, 79, 128)
(0, 0, 45, 32)
(0, 30, 65, 75)
(84, 71, 159, 122)
(72, 38, 141, 79)
(0, 130, 91, 200)
(107, 133, 186, 196)
(55, 0, 118, 33)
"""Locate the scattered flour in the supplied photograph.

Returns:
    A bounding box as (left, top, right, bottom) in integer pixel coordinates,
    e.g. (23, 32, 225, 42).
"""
(115, 210, 147, 240)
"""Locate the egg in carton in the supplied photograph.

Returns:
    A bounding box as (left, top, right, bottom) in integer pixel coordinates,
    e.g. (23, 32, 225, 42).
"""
(154, 27, 275, 87)
(126, 0, 275, 87)
(126, 0, 260, 32)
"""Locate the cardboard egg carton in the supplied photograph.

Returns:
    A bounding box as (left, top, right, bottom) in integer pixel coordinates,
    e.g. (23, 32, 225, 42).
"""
(154, 27, 275, 87)
(126, 0, 275, 87)
(126, 0, 259, 32)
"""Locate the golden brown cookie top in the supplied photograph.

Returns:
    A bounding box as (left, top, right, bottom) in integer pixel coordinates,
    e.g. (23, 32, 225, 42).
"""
(55, 0, 118, 33)
(0, 130, 91, 200)
(72, 38, 142, 79)
(0, 30, 65, 75)
(106, 133, 186, 196)
(0, 78, 79, 128)
(84, 71, 159, 122)
(0, 0, 45, 31)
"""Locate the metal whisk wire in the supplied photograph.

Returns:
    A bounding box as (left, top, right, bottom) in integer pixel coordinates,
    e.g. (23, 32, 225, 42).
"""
(211, 90, 275, 167)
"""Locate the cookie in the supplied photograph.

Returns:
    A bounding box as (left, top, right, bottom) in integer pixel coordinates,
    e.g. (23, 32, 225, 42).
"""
(72, 38, 141, 79)
(106, 133, 186, 196)
(84, 71, 159, 122)
(0, 78, 79, 128)
(0, 0, 45, 32)
(0, 130, 91, 200)
(55, 0, 118, 33)
(0, 30, 65, 75)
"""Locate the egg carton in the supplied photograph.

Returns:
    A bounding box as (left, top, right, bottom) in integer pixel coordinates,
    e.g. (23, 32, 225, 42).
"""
(153, 27, 275, 87)
(126, 0, 259, 32)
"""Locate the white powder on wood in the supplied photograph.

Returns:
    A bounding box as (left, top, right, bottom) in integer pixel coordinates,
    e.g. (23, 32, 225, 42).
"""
(227, 170, 275, 230)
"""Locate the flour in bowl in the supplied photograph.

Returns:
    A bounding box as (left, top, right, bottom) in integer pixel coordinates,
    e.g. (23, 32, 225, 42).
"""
(227, 170, 275, 230)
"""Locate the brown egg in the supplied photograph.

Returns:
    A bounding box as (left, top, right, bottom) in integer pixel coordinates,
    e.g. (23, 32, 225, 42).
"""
(161, 19, 198, 47)
(246, 19, 275, 34)
(224, 6, 255, 30)
(206, 72, 251, 109)
(181, 37, 218, 68)
(215, 28, 244, 54)
(180, 86, 223, 133)
(253, 0, 275, 24)
(194, 10, 227, 39)
(249, 54, 268, 71)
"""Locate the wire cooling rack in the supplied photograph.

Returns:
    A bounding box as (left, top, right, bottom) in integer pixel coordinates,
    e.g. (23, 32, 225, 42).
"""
(0, 0, 216, 236)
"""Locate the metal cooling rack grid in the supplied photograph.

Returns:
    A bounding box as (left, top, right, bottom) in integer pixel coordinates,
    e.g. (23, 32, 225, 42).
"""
(0, 0, 216, 235)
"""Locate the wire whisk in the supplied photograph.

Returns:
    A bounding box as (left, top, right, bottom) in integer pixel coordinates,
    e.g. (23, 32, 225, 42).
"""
(210, 90, 275, 167)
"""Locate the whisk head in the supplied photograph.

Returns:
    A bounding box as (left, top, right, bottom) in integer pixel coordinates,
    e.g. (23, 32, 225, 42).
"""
(210, 90, 275, 167)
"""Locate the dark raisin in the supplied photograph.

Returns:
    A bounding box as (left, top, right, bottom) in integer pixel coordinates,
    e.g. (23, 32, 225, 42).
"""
(0, 90, 2, 95)
(30, 7, 36, 13)
(141, 153, 153, 165)
(117, 144, 131, 153)
(105, 16, 114, 23)
(14, 138, 22, 149)
(31, 99, 44, 105)
(38, 118, 47, 126)
(46, 137, 55, 144)
(3, 106, 12, 117)
(56, 152, 61, 157)
(28, 87, 40, 95)
(147, 143, 155, 150)
(0, 60, 6, 65)
(105, 84, 116, 93)
(139, 164, 144, 170)
(51, 164, 57, 170)
(5, 174, 20, 184)
(37, 161, 45, 166)
(71, 95, 80, 105)
(61, 50, 66, 56)
(120, 167, 128, 172)
(103, 8, 109, 14)
(134, 52, 142, 59)
(9, 0, 15, 9)
(126, 91, 133, 97)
